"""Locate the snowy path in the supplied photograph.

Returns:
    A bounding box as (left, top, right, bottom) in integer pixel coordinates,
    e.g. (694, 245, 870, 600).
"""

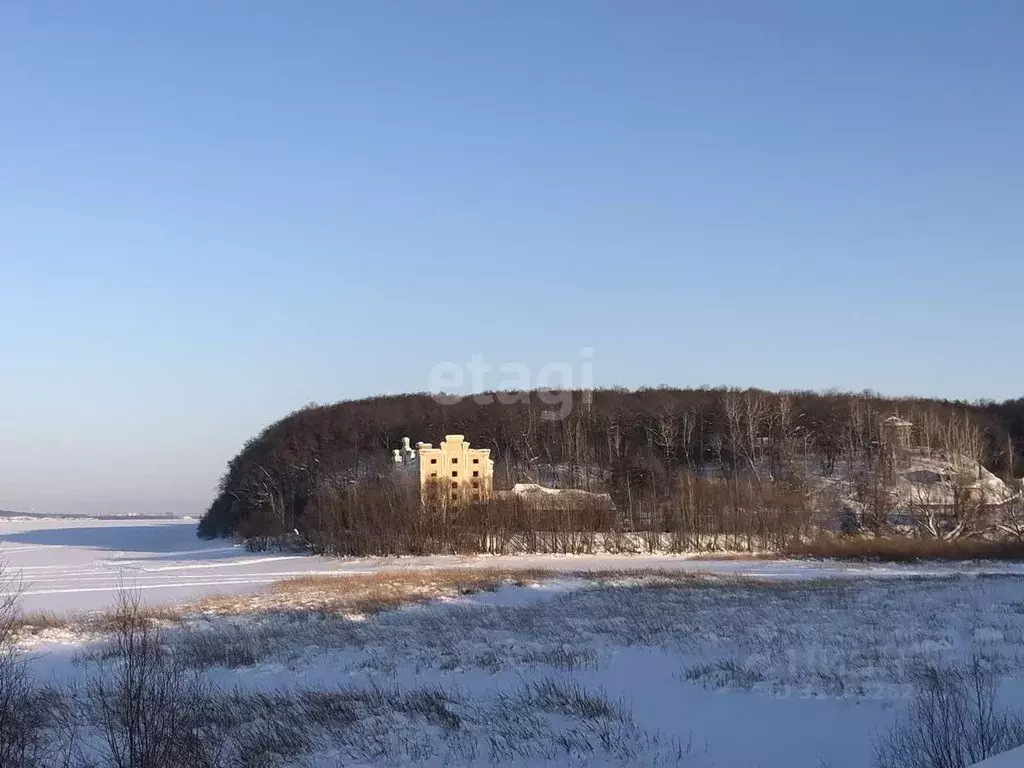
(4, 516, 1024, 614)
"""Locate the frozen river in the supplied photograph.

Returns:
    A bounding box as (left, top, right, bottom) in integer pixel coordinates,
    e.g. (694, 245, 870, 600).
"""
(0, 516, 349, 613)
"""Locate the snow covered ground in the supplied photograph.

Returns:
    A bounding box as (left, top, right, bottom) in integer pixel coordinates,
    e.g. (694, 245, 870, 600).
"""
(973, 744, 1024, 767)
(7, 516, 1024, 766)
(0, 516, 354, 613)
(35, 572, 1024, 767)
(5, 515, 1024, 614)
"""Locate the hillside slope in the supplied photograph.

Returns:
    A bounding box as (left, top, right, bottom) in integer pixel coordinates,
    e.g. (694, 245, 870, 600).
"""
(198, 387, 1020, 544)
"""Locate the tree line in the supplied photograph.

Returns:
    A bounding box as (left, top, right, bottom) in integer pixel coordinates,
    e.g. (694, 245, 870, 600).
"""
(197, 388, 1024, 554)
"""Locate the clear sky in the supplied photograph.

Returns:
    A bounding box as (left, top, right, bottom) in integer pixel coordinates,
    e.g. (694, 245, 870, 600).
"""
(1, 1, 1022, 516)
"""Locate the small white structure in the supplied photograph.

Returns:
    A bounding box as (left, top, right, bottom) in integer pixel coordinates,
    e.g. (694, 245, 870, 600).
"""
(883, 415, 914, 448)
(498, 483, 615, 513)
(896, 453, 1015, 508)
(392, 437, 418, 469)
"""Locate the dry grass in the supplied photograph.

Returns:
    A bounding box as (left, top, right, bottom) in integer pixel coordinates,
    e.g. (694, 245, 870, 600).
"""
(192, 568, 557, 616)
(17, 603, 185, 640)
(788, 536, 1024, 562)
(15, 569, 564, 638)
(26, 543, 1012, 641)
(238, 568, 771, 615)
(15, 612, 68, 634)
(14, 567, 734, 641)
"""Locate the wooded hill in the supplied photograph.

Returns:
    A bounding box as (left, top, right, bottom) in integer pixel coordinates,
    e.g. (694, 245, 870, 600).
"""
(197, 389, 1024, 554)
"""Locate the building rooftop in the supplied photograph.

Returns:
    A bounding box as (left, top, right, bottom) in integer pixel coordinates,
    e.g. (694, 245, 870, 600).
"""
(883, 416, 914, 428)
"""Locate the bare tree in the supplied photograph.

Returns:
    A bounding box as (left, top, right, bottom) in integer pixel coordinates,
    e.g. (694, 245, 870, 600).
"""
(875, 656, 1024, 768)
(0, 567, 69, 768)
(76, 590, 226, 768)
(678, 407, 697, 469)
(909, 483, 985, 541)
(648, 406, 679, 462)
(996, 494, 1024, 542)
(722, 389, 744, 479)
(853, 464, 896, 538)
(943, 411, 986, 482)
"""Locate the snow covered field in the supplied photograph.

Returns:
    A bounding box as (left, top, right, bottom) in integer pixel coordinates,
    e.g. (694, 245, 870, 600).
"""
(154, 574, 1024, 767)
(0, 516, 352, 613)
(27, 572, 1024, 767)
(7, 517, 1024, 766)
(5, 515, 1024, 614)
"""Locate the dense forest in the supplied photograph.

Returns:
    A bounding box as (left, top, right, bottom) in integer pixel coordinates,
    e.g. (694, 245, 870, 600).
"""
(198, 389, 1024, 555)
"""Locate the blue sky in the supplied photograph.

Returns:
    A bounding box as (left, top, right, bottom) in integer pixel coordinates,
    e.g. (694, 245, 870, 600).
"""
(1, 1, 1022, 515)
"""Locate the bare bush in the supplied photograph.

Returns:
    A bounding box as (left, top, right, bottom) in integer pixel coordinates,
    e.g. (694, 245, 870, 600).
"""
(72, 589, 228, 768)
(997, 494, 1024, 542)
(875, 655, 1024, 768)
(0, 568, 68, 768)
(789, 537, 1024, 562)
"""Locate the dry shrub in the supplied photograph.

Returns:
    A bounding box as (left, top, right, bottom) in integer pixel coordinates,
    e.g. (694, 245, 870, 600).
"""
(0, 569, 69, 768)
(17, 603, 186, 640)
(71, 590, 227, 768)
(875, 655, 1024, 768)
(788, 536, 1024, 562)
(300, 479, 619, 558)
(31, 568, 689, 635)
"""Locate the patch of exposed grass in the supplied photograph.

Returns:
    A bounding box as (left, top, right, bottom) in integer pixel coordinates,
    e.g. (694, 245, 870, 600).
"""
(505, 678, 623, 721)
(194, 567, 556, 616)
(18, 602, 185, 640)
(17, 568, 557, 639)
(788, 536, 1024, 562)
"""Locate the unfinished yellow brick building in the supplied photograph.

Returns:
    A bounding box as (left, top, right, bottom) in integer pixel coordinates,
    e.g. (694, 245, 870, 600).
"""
(393, 434, 494, 501)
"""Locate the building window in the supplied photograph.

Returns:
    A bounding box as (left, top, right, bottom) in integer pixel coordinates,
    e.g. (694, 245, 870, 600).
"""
(472, 481, 479, 489)
(452, 458, 458, 464)
(430, 458, 437, 465)
(452, 470, 458, 478)
(472, 458, 479, 464)
(472, 471, 479, 478)
(451, 482, 458, 489)
(430, 472, 437, 478)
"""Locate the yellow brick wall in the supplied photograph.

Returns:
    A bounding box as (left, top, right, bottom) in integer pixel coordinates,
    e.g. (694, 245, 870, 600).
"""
(417, 435, 493, 501)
